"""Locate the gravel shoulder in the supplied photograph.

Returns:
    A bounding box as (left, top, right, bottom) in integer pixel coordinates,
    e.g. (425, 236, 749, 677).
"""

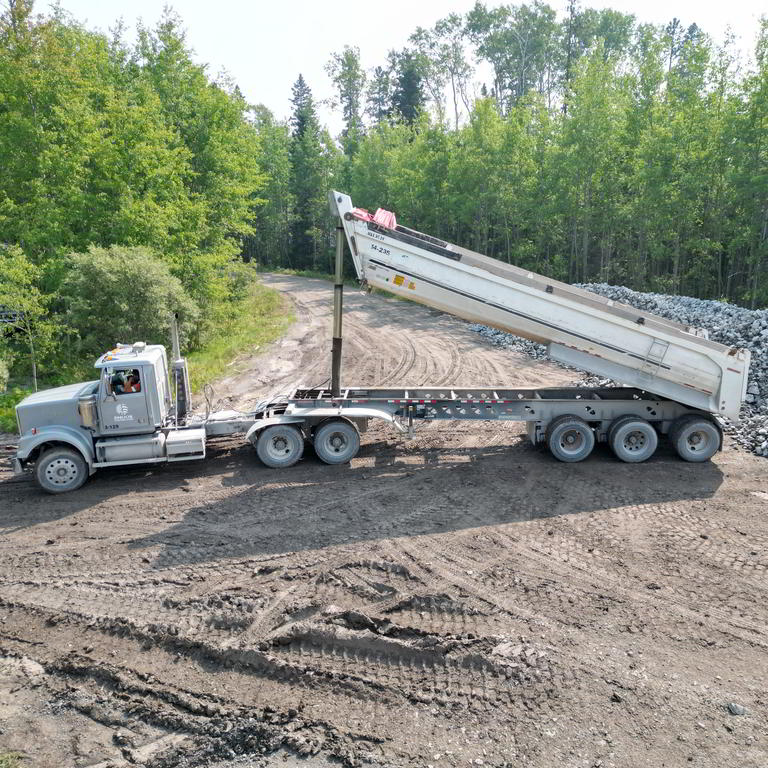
(0, 275, 766, 768)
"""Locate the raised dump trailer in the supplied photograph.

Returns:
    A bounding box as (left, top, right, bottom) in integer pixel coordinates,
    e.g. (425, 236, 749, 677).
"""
(331, 192, 749, 421)
(244, 192, 750, 468)
(11, 192, 751, 493)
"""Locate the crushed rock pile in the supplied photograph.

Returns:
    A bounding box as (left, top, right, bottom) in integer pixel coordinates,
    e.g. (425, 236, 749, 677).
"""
(469, 283, 768, 458)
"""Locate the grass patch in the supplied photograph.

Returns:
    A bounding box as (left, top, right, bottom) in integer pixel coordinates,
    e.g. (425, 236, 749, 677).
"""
(0, 753, 22, 768)
(187, 279, 293, 393)
(0, 389, 29, 434)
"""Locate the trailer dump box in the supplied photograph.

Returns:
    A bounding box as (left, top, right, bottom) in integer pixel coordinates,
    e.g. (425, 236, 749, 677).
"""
(331, 192, 750, 420)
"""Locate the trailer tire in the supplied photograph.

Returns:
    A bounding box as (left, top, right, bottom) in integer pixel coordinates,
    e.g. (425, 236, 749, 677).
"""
(313, 420, 360, 465)
(608, 416, 658, 463)
(35, 446, 88, 494)
(546, 415, 595, 463)
(255, 425, 304, 468)
(669, 415, 721, 462)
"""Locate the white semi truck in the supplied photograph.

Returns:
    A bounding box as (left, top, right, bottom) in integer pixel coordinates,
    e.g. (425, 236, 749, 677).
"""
(11, 191, 750, 493)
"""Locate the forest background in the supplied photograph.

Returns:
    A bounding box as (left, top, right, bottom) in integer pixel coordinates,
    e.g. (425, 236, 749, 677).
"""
(0, 0, 766, 416)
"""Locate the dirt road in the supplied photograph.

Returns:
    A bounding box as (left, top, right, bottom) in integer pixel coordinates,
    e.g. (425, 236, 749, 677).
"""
(1, 275, 767, 768)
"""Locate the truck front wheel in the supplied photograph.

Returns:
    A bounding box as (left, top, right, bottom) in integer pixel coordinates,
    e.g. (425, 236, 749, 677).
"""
(35, 446, 88, 494)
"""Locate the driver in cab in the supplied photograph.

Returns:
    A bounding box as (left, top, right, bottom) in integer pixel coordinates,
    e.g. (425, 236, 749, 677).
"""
(123, 369, 141, 393)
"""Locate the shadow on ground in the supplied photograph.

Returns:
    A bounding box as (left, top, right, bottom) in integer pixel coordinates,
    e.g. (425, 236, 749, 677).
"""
(113, 434, 724, 567)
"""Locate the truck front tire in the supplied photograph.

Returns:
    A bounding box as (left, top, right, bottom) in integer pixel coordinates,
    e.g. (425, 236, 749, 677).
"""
(35, 446, 88, 494)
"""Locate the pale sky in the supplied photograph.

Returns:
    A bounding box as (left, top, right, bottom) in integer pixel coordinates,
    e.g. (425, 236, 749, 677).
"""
(46, 0, 766, 135)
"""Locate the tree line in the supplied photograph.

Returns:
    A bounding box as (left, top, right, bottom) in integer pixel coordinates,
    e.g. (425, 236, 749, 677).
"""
(257, 4, 768, 310)
(0, 1, 265, 387)
(1, 0, 767, 390)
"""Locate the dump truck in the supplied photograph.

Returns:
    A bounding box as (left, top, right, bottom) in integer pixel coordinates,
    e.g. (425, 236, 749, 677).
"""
(11, 191, 751, 493)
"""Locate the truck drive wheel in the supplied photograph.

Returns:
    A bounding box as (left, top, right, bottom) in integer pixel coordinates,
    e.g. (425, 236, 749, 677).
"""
(669, 415, 721, 462)
(255, 425, 304, 468)
(313, 420, 360, 464)
(608, 416, 658, 463)
(546, 415, 595, 462)
(35, 446, 88, 494)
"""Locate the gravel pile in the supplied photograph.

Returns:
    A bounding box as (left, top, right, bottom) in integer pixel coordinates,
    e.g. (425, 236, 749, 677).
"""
(469, 284, 768, 458)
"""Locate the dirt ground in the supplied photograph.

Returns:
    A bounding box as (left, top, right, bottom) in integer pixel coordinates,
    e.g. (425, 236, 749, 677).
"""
(1, 275, 767, 768)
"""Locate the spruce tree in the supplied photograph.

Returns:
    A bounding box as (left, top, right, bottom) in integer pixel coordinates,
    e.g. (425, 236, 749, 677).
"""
(391, 51, 425, 124)
(289, 74, 325, 268)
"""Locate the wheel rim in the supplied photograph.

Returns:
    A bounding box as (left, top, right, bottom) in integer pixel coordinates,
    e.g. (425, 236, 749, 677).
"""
(685, 428, 712, 454)
(622, 429, 648, 453)
(265, 433, 296, 461)
(45, 458, 79, 486)
(558, 427, 586, 457)
(325, 431, 348, 454)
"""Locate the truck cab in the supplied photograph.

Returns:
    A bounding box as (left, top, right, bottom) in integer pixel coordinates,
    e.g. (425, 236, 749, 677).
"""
(87, 342, 173, 437)
(12, 340, 203, 493)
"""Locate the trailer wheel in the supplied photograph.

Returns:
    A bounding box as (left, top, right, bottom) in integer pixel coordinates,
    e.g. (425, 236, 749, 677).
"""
(35, 446, 88, 494)
(669, 415, 721, 462)
(255, 425, 304, 468)
(608, 416, 658, 463)
(313, 420, 360, 465)
(546, 415, 595, 463)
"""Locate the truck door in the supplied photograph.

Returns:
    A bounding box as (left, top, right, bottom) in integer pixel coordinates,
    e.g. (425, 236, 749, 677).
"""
(98, 365, 152, 435)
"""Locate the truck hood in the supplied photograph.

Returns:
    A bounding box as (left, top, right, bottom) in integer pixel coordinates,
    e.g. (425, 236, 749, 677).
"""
(16, 380, 99, 435)
(18, 381, 99, 407)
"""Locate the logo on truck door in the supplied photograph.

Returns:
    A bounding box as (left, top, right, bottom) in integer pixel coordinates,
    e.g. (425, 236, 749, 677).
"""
(114, 403, 133, 421)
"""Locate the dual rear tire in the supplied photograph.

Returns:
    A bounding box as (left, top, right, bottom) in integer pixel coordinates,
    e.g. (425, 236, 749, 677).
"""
(312, 420, 360, 464)
(607, 416, 658, 463)
(255, 419, 360, 468)
(546, 415, 595, 463)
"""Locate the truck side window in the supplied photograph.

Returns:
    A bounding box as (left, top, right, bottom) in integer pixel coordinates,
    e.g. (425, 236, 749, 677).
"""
(105, 368, 141, 395)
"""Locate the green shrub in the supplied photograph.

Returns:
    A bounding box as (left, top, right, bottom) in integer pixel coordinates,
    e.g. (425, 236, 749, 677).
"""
(0, 389, 29, 434)
(60, 246, 199, 358)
